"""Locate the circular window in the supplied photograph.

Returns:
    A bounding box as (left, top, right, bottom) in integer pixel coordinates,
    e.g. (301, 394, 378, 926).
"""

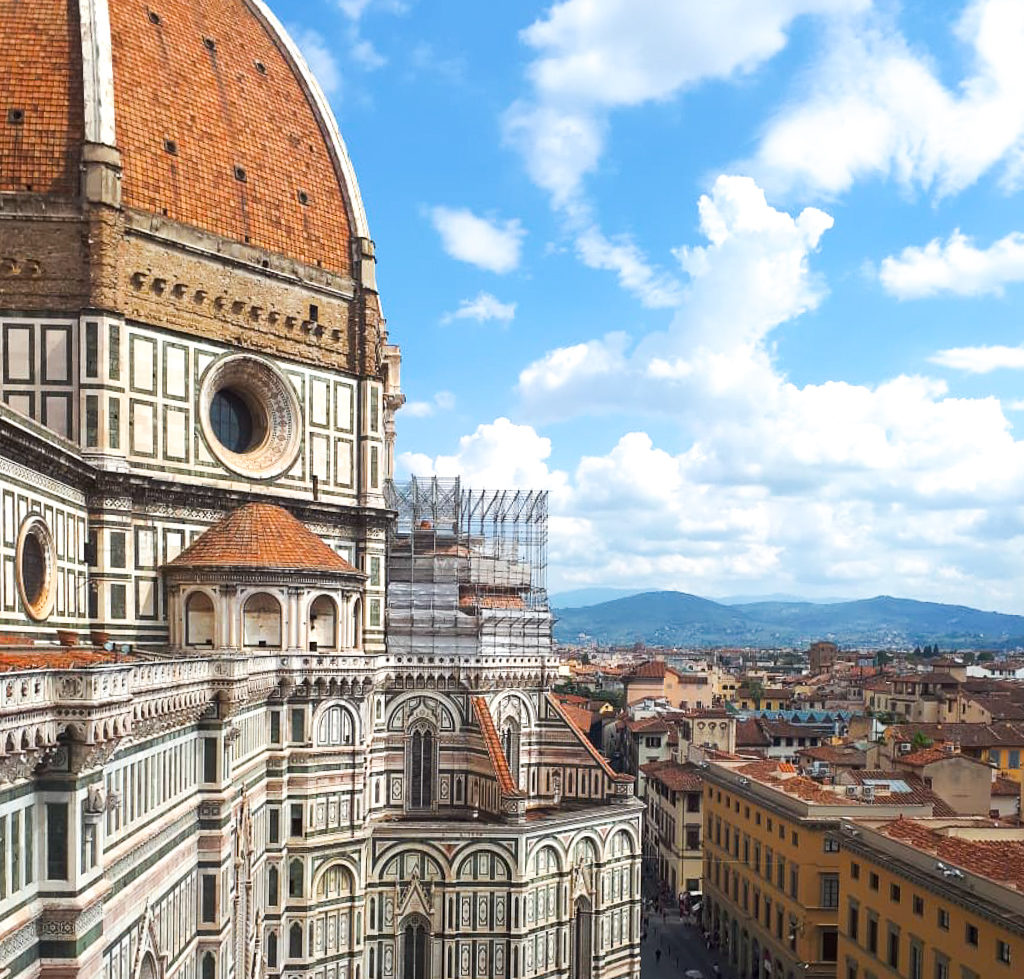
(198, 355, 301, 479)
(16, 516, 55, 621)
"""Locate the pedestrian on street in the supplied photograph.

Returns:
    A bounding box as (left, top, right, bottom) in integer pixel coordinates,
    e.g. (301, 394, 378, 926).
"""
(655, 948, 662, 965)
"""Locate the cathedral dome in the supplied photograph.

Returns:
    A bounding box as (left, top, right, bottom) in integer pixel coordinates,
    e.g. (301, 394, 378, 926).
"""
(0, 0, 367, 276)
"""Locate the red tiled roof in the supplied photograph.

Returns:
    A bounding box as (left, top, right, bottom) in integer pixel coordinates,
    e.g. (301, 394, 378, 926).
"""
(992, 776, 1020, 797)
(640, 760, 703, 792)
(166, 504, 361, 574)
(560, 702, 597, 733)
(546, 693, 633, 784)
(624, 660, 667, 681)
(471, 696, 523, 797)
(896, 747, 988, 768)
(888, 722, 1024, 748)
(880, 819, 1024, 892)
(736, 718, 771, 747)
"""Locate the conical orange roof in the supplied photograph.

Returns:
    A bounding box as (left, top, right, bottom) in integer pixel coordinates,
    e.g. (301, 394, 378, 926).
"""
(166, 504, 362, 575)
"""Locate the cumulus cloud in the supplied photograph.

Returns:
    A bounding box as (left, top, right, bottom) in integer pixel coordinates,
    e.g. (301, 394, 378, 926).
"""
(442, 292, 516, 325)
(505, 0, 862, 205)
(930, 345, 1024, 373)
(750, 0, 1024, 198)
(415, 174, 1024, 605)
(428, 207, 526, 274)
(402, 391, 456, 418)
(289, 26, 343, 96)
(879, 230, 1024, 299)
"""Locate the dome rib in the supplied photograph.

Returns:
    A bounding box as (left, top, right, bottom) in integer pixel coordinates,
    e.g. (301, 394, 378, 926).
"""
(166, 503, 363, 575)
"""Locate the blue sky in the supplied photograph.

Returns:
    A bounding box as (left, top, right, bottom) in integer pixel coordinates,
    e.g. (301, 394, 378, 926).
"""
(277, 0, 1024, 609)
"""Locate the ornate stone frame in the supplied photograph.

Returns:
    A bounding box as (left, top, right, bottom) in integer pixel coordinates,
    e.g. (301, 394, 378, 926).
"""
(16, 514, 56, 622)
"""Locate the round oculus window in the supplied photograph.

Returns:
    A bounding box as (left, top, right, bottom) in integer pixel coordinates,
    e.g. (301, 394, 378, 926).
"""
(198, 354, 302, 479)
(16, 515, 56, 621)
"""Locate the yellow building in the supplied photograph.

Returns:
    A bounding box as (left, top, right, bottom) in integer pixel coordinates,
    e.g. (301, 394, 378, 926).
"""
(838, 816, 1024, 979)
(639, 760, 704, 897)
(702, 759, 949, 979)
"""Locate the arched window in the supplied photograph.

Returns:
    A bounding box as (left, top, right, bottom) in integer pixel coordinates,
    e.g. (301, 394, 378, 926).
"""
(289, 922, 303, 959)
(309, 595, 338, 651)
(267, 932, 278, 968)
(185, 591, 215, 646)
(352, 597, 363, 650)
(267, 865, 279, 905)
(316, 704, 355, 746)
(139, 954, 157, 979)
(570, 897, 593, 979)
(402, 915, 429, 979)
(243, 592, 282, 648)
(201, 953, 215, 979)
(407, 726, 435, 810)
(501, 718, 520, 776)
(288, 858, 304, 898)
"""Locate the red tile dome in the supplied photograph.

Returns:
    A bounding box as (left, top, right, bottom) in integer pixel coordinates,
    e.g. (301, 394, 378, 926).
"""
(0, 0, 366, 276)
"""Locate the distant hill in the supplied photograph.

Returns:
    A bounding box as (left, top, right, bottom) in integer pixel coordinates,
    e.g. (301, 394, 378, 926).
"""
(551, 591, 1024, 649)
(548, 587, 645, 608)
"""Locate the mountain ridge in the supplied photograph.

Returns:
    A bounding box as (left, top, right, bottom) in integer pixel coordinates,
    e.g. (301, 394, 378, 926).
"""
(551, 590, 1024, 649)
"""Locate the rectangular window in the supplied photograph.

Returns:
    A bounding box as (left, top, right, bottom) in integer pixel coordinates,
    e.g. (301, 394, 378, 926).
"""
(86, 395, 99, 448)
(268, 808, 280, 844)
(790, 866, 799, 898)
(370, 445, 379, 488)
(203, 738, 218, 783)
(0, 816, 6, 899)
(777, 856, 785, 889)
(109, 323, 120, 380)
(848, 902, 859, 942)
(370, 387, 380, 433)
(21, 807, 31, 885)
(851, 861, 860, 880)
(938, 908, 950, 930)
(10, 810, 19, 891)
(685, 827, 700, 851)
(890, 883, 901, 903)
(201, 875, 216, 922)
(822, 928, 838, 962)
(290, 803, 303, 837)
(1010, 750, 1020, 769)
(913, 894, 924, 915)
(910, 941, 923, 979)
(997, 939, 1011, 965)
(820, 874, 840, 909)
(867, 916, 878, 955)
(110, 583, 127, 619)
(270, 710, 281, 745)
(370, 599, 381, 628)
(824, 836, 840, 852)
(108, 397, 120, 449)
(291, 708, 304, 743)
(869, 871, 879, 891)
(965, 923, 978, 946)
(85, 321, 98, 377)
(888, 929, 900, 969)
(109, 531, 126, 569)
(46, 803, 68, 880)
(370, 555, 381, 587)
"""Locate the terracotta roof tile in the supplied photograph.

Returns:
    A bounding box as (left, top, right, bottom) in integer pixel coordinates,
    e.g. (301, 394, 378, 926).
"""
(165, 503, 361, 574)
(547, 693, 633, 785)
(471, 696, 523, 797)
(640, 760, 703, 792)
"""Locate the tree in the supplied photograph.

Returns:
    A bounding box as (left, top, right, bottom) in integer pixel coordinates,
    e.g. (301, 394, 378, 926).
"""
(911, 731, 932, 751)
(978, 651, 995, 662)
(875, 650, 892, 667)
(580, 652, 591, 665)
(747, 680, 765, 709)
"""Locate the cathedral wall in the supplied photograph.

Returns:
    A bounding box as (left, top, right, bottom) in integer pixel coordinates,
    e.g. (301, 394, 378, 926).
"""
(0, 453, 90, 638)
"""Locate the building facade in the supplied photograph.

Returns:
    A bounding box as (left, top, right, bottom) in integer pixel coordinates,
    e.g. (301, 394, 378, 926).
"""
(0, 3, 643, 978)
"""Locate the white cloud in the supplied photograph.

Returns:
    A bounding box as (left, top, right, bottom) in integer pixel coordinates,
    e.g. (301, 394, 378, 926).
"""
(428, 207, 526, 274)
(575, 227, 683, 308)
(332, 0, 401, 72)
(880, 229, 1024, 299)
(750, 0, 1024, 198)
(403, 391, 456, 418)
(449, 174, 1024, 605)
(289, 26, 343, 96)
(505, 0, 863, 205)
(397, 418, 570, 498)
(930, 345, 1024, 373)
(442, 292, 516, 324)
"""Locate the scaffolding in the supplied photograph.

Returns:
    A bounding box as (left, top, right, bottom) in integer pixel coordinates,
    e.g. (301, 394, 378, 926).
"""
(384, 477, 550, 659)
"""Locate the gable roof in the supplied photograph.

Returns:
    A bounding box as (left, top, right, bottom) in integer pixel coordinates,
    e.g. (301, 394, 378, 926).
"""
(471, 696, 523, 798)
(166, 503, 362, 575)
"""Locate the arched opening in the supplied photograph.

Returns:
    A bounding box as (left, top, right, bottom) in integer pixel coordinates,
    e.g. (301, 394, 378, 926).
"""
(352, 597, 363, 650)
(201, 953, 215, 979)
(500, 717, 520, 777)
(243, 592, 282, 648)
(407, 725, 435, 810)
(289, 922, 303, 959)
(570, 896, 593, 979)
(309, 595, 338, 651)
(401, 914, 430, 979)
(138, 953, 157, 979)
(288, 858, 304, 898)
(267, 865, 279, 905)
(185, 592, 215, 647)
(267, 932, 278, 969)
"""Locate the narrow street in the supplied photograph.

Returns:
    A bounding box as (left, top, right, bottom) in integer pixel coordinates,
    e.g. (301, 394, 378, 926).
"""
(639, 905, 737, 979)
